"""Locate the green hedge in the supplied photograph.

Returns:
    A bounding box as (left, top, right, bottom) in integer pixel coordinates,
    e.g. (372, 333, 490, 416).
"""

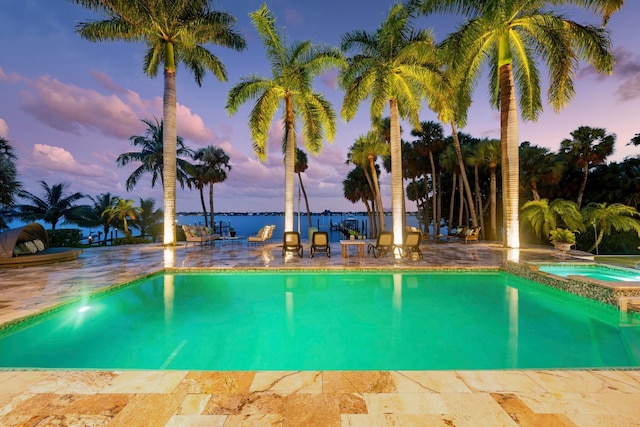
(47, 229, 82, 247)
(112, 236, 152, 246)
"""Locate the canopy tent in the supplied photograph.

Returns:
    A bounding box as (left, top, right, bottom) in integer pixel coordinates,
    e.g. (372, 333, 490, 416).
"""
(0, 223, 49, 259)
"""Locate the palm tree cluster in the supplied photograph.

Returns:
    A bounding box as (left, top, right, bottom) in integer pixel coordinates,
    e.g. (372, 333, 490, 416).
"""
(0, 137, 21, 229)
(51, 0, 624, 250)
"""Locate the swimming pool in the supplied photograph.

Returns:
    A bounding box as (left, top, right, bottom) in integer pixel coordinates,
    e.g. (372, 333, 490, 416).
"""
(538, 263, 640, 282)
(1, 270, 639, 370)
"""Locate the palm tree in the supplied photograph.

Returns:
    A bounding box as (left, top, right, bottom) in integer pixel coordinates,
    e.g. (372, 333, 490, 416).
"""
(117, 118, 194, 192)
(411, 121, 445, 235)
(521, 198, 584, 244)
(186, 163, 211, 227)
(69, 192, 119, 240)
(0, 137, 21, 208)
(475, 138, 501, 241)
(348, 131, 389, 235)
(131, 198, 163, 239)
(559, 126, 615, 209)
(415, 0, 616, 248)
(102, 198, 141, 237)
(520, 142, 565, 202)
(17, 181, 87, 230)
(582, 202, 640, 253)
(295, 148, 312, 228)
(226, 4, 343, 233)
(343, 167, 376, 234)
(340, 2, 439, 248)
(73, 0, 246, 245)
(193, 146, 231, 228)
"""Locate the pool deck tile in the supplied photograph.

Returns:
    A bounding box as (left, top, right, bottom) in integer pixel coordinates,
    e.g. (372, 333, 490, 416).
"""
(0, 241, 639, 425)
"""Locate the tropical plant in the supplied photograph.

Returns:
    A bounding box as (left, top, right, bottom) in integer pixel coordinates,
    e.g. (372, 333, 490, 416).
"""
(102, 198, 141, 237)
(559, 126, 615, 209)
(130, 198, 163, 239)
(226, 4, 343, 233)
(193, 146, 231, 228)
(520, 198, 584, 244)
(519, 141, 565, 201)
(474, 139, 501, 240)
(581, 202, 640, 253)
(17, 181, 87, 230)
(68, 192, 119, 240)
(414, 0, 616, 248)
(73, 0, 246, 245)
(348, 131, 389, 235)
(117, 118, 194, 192)
(549, 228, 576, 245)
(340, 2, 439, 248)
(343, 166, 378, 238)
(411, 121, 445, 234)
(295, 148, 312, 228)
(186, 163, 211, 227)
(0, 136, 21, 208)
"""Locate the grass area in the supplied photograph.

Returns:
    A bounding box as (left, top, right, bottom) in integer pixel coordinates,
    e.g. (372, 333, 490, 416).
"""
(595, 255, 640, 268)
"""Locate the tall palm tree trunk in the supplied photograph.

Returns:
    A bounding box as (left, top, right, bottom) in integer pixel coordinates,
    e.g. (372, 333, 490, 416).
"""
(389, 99, 404, 248)
(162, 49, 177, 246)
(577, 164, 589, 209)
(297, 172, 312, 228)
(474, 164, 485, 238)
(208, 183, 215, 230)
(489, 165, 497, 241)
(362, 167, 378, 237)
(449, 173, 457, 234)
(428, 152, 439, 236)
(369, 155, 384, 234)
(458, 177, 464, 227)
(199, 187, 208, 227)
(451, 122, 478, 227)
(500, 62, 520, 248)
(284, 97, 296, 232)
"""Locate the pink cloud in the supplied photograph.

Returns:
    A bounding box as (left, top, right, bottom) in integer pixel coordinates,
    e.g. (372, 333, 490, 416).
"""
(15, 72, 217, 144)
(31, 143, 103, 177)
(0, 66, 23, 83)
(91, 70, 127, 95)
(0, 118, 8, 137)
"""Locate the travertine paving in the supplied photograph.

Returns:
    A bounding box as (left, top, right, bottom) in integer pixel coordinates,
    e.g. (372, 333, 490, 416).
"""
(0, 240, 638, 426)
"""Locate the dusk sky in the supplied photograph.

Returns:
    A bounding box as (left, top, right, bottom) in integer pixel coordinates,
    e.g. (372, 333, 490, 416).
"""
(1, 1, 639, 214)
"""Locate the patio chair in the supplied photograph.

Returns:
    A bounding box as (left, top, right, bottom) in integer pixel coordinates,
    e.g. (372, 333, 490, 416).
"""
(394, 231, 423, 259)
(310, 231, 330, 258)
(247, 225, 273, 245)
(282, 231, 303, 258)
(465, 227, 481, 243)
(366, 231, 394, 258)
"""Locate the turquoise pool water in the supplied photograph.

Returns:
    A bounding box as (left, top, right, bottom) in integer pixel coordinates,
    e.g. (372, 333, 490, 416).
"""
(1, 271, 639, 370)
(539, 264, 640, 282)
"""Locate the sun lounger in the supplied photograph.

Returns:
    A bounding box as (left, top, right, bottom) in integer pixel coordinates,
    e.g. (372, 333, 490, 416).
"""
(310, 231, 330, 258)
(247, 225, 275, 245)
(464, 227, 481, 243)
(282, 231, 303, 258)
(394, 231, 423, 259)
(367, 231, 394, 258)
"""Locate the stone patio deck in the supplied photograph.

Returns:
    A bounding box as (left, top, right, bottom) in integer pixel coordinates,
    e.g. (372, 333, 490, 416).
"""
(0, 240, 638, 426)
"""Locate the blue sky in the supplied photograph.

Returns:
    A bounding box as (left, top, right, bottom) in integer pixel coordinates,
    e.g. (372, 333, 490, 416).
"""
(1, 0, 639, 214)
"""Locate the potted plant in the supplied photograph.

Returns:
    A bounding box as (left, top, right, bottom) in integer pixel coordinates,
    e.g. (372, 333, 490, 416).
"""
(349, 230, 357, 240)
(229, 227, 236, 237)
(549, 228, 575, 252)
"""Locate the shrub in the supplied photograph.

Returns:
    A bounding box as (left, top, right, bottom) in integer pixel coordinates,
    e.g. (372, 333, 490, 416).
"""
(47, 229, 82, 247)
(112, 236, 152, 246)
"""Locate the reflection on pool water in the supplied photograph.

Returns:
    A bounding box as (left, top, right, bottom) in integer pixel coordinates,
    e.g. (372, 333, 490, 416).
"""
(539, 264, 640, 282)
(1, 271, 639, 370)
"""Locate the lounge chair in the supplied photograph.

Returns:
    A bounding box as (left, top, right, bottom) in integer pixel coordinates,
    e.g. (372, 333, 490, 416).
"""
(0, 223, 82, 268)
(395, 231, 423, 259)
(465, 227, 481, 243)
(366, 231, 394, 258)
(282, 231, 303, 258)
(310, 231, 330, 258)
(247, 225, 275, 245)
